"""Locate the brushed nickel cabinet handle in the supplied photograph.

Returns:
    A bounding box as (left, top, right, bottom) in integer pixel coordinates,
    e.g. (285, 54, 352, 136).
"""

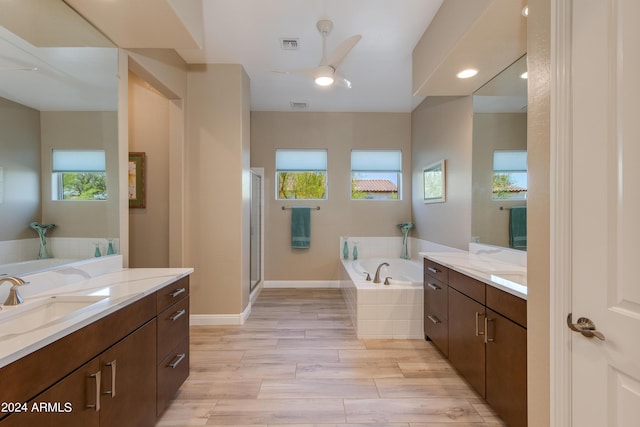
(427, 314, 441, 324)
(168, 353, 186, 368)
(475, 312, 485, 336)
(168, 287, 186, 298)
(485, 317, 494, 343)
(169, 309, 187, 322)
(104, 360, 116, 397)
(87, 371, 101, 411)
(427, 282, 441, 291)
(427, 267, 439, 274)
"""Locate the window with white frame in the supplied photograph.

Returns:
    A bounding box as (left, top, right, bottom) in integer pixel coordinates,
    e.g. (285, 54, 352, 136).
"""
(275, 149, 327, 200)
(492, 150, 527, 200)
(351, 150, 401, 200)
(52, 150, 107, 201)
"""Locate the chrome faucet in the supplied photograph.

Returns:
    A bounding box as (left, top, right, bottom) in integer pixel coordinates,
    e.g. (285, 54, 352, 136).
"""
(0, 276, 27, 306)
(373, 262, 390, 284)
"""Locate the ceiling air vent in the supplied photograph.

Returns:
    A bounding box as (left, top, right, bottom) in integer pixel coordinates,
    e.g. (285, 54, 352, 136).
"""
(290, 100, 309, 109)
(280, 38, 300, 50)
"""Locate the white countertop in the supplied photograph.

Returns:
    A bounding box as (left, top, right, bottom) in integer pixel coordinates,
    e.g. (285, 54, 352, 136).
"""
(0, 267, 193, 368)
(420, 251, 527, 300)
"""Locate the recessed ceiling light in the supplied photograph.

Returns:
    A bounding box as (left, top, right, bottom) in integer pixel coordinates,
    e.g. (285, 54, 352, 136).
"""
(520, 71, 528, 79)
(456, 69, 478, 79)
(522, 6, 529, 17)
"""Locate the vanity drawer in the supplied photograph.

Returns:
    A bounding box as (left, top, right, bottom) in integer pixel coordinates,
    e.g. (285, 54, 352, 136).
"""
(157, 337, 189, 417)
(157, 296, 190, 358)
(424, 259, 449, 283)
(486, 286, 527, 328)
(449, 269, 485, 304)
(157, 276, 189, 313)
(424, 279, 449, 356)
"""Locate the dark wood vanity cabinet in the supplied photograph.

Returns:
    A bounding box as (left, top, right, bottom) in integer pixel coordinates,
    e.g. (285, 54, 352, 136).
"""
(423, 259, 449, 356)
(447, 286, 486, 397)
(423, 259, 527, 427)
(0, 275, 190, 427)
(156, 276, 190, 417)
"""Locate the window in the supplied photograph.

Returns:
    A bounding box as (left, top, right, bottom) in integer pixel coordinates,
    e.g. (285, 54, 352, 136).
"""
(492, 150, 527, 200)
(351, 150, 401, 200)
(52, 150, 107, 201)
(275, 149, 327, 200)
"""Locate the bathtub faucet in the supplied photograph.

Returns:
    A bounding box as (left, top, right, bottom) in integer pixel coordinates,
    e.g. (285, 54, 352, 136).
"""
(373, 262, 390, 284)
(0, 276, 27, 306)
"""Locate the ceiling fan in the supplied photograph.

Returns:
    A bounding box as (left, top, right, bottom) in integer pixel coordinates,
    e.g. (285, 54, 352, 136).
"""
(276, 19, 361, 88)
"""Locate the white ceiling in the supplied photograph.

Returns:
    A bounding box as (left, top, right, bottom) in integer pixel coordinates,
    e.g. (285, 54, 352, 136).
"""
(175, 0, 444, 112)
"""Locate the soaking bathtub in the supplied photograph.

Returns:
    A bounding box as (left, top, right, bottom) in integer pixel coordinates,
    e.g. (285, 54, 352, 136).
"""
(340, 257, 424, 339)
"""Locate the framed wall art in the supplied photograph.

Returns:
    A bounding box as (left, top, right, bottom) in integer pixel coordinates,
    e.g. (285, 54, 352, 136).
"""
(128, 152, 146, 208)
(423, 159, 446, 204)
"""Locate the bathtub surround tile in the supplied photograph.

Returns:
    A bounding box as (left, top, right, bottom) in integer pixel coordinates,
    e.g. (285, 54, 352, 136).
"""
(159, 289, 505, 427)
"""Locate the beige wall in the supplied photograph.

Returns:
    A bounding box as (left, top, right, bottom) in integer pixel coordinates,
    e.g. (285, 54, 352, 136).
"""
(471, 112, 527, 247)
(40, 111, 119, 238)
(186, 64, 251, 315)
(0, 97, 41, 241)
(411, 96, 473, 250)
(250, 112, 412, 281)
(128, 71, 171, 267)
(526, 0, 551, 424)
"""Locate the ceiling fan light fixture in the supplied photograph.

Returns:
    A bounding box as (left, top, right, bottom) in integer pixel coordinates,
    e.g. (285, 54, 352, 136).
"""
(315, 75, 334, 86)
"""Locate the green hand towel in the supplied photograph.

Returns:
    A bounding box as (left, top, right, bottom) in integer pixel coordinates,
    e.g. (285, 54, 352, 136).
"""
(509, 206, 527, 249)
(291, 207, 311, 249)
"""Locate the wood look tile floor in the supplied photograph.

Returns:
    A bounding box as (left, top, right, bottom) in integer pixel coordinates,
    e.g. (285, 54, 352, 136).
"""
(156, 289, 506, 427)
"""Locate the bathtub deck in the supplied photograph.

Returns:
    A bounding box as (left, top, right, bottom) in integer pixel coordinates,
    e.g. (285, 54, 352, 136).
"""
(157, 288, 505, 426)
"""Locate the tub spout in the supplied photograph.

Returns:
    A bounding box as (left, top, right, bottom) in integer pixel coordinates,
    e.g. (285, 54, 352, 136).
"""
(373, 262, 390, 284)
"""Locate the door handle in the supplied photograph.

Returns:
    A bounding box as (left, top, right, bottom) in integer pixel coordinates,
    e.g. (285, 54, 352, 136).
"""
(567, 313, 605, 340)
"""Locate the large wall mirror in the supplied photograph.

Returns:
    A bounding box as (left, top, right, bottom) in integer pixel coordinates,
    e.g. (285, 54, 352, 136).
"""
(0, 0, 119, 275)
(471, 54, 528, 250)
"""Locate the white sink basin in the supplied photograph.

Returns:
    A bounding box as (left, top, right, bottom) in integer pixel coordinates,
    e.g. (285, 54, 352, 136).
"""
(0, 295, 107, 337)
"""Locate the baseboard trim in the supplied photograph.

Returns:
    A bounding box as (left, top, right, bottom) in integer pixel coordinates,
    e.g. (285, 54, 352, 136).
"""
(190, 303, 252, 326)
(264, 280, 341, 289)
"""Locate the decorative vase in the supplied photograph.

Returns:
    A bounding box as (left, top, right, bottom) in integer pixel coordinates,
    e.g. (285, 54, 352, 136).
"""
(107, 239, 115, 255)
(30, 222, 56, 260)
(397, 222, 414, 260)
(94, 243, 102, 257)
(352, 241, 359, 261)
(343, 238, 349, 260)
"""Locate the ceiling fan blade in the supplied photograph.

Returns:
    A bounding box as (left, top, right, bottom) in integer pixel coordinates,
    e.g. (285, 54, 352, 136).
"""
(327, 35, 362, 70)
(334, 74, 353, 89)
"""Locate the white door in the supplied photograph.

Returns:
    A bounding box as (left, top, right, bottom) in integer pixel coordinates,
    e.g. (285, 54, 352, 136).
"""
(567, 0, 640, 425)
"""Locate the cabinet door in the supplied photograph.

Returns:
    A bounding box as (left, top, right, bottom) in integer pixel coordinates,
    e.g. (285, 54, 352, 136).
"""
(485, 308, 527, 427)
(423, 279, 448, 356)
(448, 287, 486, 397)
(99, 319, 157, 427)
(0, 359, 101, 427)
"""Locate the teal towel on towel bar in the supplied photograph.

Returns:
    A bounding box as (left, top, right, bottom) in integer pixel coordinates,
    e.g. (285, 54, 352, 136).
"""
(509, 206, 527, 249)
(291, 207, 311, 249)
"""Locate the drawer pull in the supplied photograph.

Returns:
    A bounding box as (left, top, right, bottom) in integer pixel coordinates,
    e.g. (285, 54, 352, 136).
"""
(475, 312, 485, 336)
(427, 314, 441, 324)
(427, 282, 441, 291)
(168, 353, 186, 368)
(168, 287, 186, 298)
(87, 371, 101, 411)
(169, 308, 187, 322)
(427, 267, 440, 274)
(104, 360, 117, 397)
